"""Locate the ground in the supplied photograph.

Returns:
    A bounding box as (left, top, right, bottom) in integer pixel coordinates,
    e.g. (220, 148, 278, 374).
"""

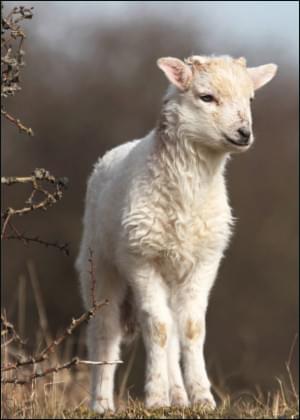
(2, 387, 299, 419)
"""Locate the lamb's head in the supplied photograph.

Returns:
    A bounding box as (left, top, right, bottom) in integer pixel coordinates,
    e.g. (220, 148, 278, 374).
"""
(157, 55, 277, 153)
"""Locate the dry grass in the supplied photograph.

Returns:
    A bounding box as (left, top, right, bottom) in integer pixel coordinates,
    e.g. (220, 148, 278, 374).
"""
(1, 365, 299, 419)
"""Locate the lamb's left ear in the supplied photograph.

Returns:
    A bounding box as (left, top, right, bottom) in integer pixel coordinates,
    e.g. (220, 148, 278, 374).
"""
(247, 63, 278, 90)
(157, 57, 192, 91)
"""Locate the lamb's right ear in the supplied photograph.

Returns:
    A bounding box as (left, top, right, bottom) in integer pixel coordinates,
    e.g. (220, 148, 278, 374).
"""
(157, 57, 192, 91)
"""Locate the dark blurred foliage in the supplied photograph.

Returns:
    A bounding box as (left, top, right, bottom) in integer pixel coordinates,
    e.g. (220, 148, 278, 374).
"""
(1, 4, 298, 398)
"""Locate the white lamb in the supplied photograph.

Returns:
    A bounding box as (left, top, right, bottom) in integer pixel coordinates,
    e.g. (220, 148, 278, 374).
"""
(75, 54, 277, 413)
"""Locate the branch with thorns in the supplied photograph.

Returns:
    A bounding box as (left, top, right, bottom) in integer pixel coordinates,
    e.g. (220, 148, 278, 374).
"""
(5, 219, 70, 255)
(1, 252, 121, 385)
(1, 108, 33, 135)
(2, 357, 123, 385)
(2, 6, 69, 253)
(1, 168, 69, 241)
(1, 299, 109, 373)
(1, 5, 34, 134)
(1, 303, 113, 381)
(1, 314, 26, 348)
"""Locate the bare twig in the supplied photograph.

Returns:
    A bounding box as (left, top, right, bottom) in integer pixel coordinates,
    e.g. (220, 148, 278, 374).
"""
(1, 108, 33, 135)
(1, 6, 33, 95)
(1, 357, 123, 385)
(1, 300, 109, 372)
(2, 6, 34, 134)
(1, 314, 26, 347)
(8, 221, 27, 245)
(1, 336, 15, 348)
(36, 299, 108, 362)
(5, 232, 70, 255)
(77, 360, 123, 366)
(1, 210, 12, 239)
(2, 168, 68, 211)
(2, 6, 68, 252)
(1, 168, 68, 238)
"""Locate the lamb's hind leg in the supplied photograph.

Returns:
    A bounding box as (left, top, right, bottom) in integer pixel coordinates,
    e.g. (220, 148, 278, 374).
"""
(87, 263, 125, 414)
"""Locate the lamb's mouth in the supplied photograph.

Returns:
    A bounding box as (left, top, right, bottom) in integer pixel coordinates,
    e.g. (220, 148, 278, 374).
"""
(223, 134, 249, 147)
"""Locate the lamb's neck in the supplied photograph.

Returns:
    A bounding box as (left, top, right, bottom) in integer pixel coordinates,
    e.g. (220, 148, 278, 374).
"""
(149, 125, 228, 205)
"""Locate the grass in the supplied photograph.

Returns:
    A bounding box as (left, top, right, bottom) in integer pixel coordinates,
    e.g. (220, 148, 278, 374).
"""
(69, 403, 299, 419)
(2, 397, 299, 419)
(1, 368, 299, 419)
(67, 397, 299, 419)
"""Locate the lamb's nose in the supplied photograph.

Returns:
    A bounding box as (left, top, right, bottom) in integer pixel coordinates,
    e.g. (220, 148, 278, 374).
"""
(237, 127, 251, 144)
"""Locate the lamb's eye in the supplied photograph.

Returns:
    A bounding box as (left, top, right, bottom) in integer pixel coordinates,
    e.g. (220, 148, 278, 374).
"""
(250, 97, 254, 102)
(199, 94, 215, 103)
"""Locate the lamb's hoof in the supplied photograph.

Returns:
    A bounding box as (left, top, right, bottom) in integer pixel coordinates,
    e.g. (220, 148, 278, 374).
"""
(190, 389, 216, 411)
(145, 393, 170, 409)
(195, 397, 216, 411)
(170, 385, 189, 407)
(91, 398, 115, 414)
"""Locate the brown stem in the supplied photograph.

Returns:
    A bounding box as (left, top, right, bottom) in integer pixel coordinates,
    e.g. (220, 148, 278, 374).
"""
(1, 300, 108, 372)
(1, 358, 122, 385)
(1, 109, 34, 136)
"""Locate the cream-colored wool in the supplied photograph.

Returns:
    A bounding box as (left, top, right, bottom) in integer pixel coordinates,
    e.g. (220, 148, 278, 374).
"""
(75, 54, 277, 413)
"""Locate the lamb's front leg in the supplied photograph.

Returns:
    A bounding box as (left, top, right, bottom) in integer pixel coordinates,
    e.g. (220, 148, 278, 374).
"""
(129, 263, 172, 409)
(175, 262, 220, 410)
(168, 325, 188, 407)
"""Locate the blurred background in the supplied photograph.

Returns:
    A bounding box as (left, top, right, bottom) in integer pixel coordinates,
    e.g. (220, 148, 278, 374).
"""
(2, 0, 299, 399)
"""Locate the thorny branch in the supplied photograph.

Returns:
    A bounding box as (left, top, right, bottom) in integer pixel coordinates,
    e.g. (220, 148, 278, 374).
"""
(1, 108, 33, 135)
(1, 300, 118, 385)
(2, 358, 123, 385)
(2, 6, 68, 253)
(1, 168, 69, 241)
(1, 300, 119, 385)
(4, 220, 69, 254)
(5, 232, 70, 255)
(1, 299, 108, 372)
(1, 253, 119, 385)
(1, 314, 26, 348)
(1, 5, 34, 134)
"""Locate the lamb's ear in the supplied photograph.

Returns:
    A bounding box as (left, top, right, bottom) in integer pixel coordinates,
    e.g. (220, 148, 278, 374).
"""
(247, 64, 278, 90)
(157, 57, 192, 91)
